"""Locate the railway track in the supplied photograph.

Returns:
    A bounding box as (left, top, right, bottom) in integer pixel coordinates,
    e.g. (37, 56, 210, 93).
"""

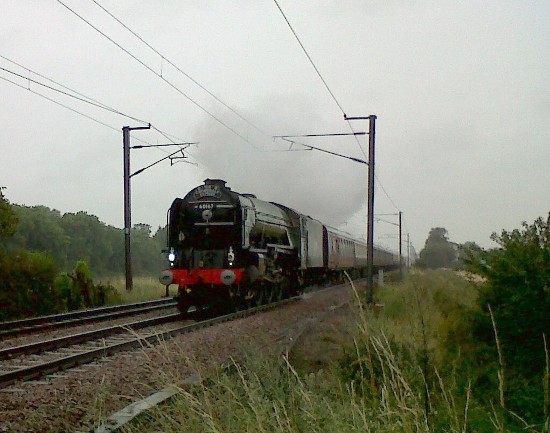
(0, 296, 297, 389)
(0, 298, 177, 338)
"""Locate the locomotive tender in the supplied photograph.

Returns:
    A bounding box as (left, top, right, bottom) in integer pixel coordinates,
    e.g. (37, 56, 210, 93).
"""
(159, 179, 398, 315)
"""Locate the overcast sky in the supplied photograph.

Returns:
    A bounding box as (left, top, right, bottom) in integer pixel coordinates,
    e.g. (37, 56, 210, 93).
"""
(1, 0, 549, 254)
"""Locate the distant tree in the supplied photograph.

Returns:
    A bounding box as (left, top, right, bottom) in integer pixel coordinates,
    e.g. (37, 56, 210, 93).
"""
(134, 223, 152, 236)
(0, 187, 18, 238)
(1, 204, 166, 278)
(416, 227, 457, 269)
(60, 211, 114, 275)
(131, 224, 164, 276)
(153, 225, 168, 251)
(4, 205, 68, 266)
(456, 241, 483, 268)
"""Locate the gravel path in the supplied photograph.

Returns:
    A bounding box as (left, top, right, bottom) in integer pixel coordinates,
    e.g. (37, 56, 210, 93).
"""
(0, 284, 356, 433)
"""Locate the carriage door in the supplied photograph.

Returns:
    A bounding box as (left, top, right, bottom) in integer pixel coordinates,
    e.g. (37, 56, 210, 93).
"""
(300, 216, 308, 269)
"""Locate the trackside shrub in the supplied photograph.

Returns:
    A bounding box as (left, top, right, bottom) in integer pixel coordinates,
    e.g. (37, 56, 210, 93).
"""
(0, 250, 61, 320)
(59, 260, 120, 310)
(0, 256, 120, 320)
(465, 214, 550, 424)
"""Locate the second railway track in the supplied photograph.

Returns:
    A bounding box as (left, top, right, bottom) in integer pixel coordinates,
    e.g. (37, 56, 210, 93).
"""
(0, 298, 177, 339)
(0, 295, 299, 390)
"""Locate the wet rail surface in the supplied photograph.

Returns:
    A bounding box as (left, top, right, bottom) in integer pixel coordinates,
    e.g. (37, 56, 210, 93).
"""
(0, 298, 177, 338)
(0, 296, 300, 389)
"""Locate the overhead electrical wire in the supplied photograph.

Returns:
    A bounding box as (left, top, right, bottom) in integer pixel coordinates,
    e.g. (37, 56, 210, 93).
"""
(273, 0, 401, 212)
(0, 65, 149, 126)
(375, 173, 400, 211)
(89, 0, 268, 137)
(1, 54, 123, 115)
(279, 137, 367, 165)
(0, 58, 195, 156)
(56, 0, 253, 147)
(271, 0, 367, 160)
(0, 74, 133, 139)
(272, 0, 345, 115)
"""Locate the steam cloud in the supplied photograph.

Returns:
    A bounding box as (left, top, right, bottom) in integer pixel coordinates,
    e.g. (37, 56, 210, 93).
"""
(191, 95, 368, 231)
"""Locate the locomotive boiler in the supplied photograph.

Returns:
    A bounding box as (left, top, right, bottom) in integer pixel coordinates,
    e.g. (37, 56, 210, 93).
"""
(159, 179, 398, 316)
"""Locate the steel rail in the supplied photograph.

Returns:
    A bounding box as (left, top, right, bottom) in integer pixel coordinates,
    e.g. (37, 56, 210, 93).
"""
(0, 313, 182, 361)
(0, 296, 298, 389)
(0, 298, 177, 338)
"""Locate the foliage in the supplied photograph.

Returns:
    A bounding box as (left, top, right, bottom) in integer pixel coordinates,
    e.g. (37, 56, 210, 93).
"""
(416, 227, 458, 269)
(1, 204, 166, 277)
(0, 250, 61, 320)
(0, 187, 18, 238)
(0, 195, 128, 320)
(0, 254, 120, 320)
(58, 260, 120, 310)
(336, 270, 548, 431)
(107, 276, 177, 303)
(465, 213, 550, 422)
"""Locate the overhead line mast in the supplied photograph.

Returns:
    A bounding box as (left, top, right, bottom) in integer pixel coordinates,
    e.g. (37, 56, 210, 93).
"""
(122, 125, 194, 292)
(345, 114, 377, 304)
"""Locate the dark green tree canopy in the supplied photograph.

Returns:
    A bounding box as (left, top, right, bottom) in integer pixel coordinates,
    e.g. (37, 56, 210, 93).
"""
(1, 204, 166, 277)
(466, 214, 550, 374)
(0, 187, 18, 238)
(417, 227, 457, 269)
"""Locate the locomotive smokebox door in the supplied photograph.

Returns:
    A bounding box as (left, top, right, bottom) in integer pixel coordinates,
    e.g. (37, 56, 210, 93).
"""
(221, 269, 237, 285)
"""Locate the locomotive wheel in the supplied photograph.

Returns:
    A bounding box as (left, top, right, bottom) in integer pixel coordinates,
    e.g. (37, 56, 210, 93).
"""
(256, 290, 267, 306)
(207, 291, 232, 317)
(251, 288, 269, 307)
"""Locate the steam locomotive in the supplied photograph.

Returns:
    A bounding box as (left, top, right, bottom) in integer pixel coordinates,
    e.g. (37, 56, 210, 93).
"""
(159, 179, 399, 315)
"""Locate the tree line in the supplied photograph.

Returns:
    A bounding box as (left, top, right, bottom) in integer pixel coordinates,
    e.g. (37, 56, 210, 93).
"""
(1, 204, 167, 277)
(0, 189, 168, 320)
(415, 226, 481, 269)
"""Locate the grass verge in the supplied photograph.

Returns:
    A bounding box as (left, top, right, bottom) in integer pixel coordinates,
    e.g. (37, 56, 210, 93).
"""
(93, 269, 548, 432)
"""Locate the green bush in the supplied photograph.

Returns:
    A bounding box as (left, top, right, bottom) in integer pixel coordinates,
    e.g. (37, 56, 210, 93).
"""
(466, 214, 550, 425)
(0, 256, 120, 320)
(0, 250, 61, 320)
(57, 260, 120, 310)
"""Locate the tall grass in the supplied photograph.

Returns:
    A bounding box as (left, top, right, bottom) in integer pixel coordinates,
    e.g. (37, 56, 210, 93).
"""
(97, 276, 176, 304)
(111, 269, 548, 432)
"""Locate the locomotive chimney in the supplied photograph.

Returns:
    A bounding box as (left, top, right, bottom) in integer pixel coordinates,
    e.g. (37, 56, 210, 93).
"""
(204, 179, 228, 189)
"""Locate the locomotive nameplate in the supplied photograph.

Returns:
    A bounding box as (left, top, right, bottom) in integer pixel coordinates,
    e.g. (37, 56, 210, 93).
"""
(193, 185, 222, 199)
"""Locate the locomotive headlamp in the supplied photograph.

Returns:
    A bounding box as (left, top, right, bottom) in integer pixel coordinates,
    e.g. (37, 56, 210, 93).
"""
(228, 246, 235, 267)
(168, 248, 177, 264)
